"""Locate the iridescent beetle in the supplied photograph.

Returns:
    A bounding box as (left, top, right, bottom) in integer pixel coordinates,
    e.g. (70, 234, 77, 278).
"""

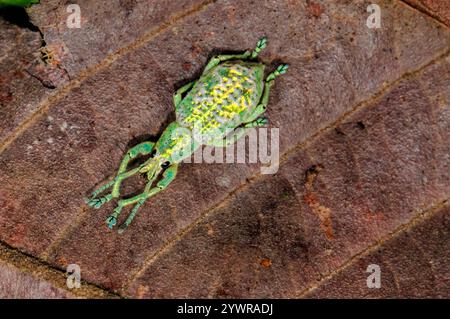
(86, 38, 288, 233)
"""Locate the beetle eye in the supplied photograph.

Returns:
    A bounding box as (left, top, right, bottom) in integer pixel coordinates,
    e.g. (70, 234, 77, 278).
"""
(161, 161, 170, 168)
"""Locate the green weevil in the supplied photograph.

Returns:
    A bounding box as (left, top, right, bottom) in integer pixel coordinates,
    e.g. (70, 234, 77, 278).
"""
(86, 38, 288, 233)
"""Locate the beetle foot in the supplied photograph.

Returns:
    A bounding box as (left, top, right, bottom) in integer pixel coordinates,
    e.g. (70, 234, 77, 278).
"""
(266, 64, 289, 82)
(276, 64, 289, 75)
(255, 117, 268, 126)
(106, 205, 123, 229)
(106, 215, 117, 229)
(251, 37, 267, 58)
(87, 194, 112, 209)
(245, 117, 268, 128)
(256, 37, 267, 50)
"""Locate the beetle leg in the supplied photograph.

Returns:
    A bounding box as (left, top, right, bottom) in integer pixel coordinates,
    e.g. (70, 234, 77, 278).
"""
(244, 117, 268, 128)
(173, 81, 196, 107)
(89, 180, 115, 202)
(203, 51, 251, 73)
(111, 141, 155, 197)
(240, 63, 289, 127)
(86, 141, 154, 209)
(202, 37, 266, 73)
(243, 102, 268, 124)
(240, 82, 272, 127)
(108, 164, 179, 232)
(205, 115, 269, 149)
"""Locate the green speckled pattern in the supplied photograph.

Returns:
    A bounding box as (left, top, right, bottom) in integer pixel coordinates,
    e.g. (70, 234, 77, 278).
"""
(177, 61, 264, 140)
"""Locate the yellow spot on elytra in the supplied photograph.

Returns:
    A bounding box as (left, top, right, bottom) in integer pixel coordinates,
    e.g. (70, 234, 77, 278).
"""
(184, 71, 252, 129)
(229, 69, 242, 76)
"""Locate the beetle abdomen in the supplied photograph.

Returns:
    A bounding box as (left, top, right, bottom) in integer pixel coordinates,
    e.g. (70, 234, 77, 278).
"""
(178, 61, 264, 138)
